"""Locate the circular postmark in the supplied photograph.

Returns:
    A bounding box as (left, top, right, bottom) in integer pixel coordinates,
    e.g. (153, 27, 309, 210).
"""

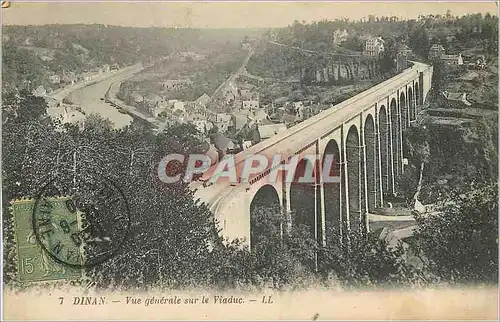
(31, 168, 131, 269)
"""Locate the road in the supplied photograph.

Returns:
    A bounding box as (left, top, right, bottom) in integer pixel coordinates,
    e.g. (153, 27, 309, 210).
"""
(209, 49, 254, 104)
(105, 81, 161, 128)
(66, 64, 144, 128)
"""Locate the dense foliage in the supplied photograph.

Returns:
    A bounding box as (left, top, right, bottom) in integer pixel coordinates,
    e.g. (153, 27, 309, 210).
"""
(413, 184, 498, 283)
(2, 25, 259, 95)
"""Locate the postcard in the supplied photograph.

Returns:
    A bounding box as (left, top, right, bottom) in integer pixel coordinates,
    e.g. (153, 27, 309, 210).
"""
(2, 1, 498, 320)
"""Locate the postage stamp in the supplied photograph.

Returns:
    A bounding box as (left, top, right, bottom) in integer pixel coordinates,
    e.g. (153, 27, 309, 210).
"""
(11, 197, 83, 283)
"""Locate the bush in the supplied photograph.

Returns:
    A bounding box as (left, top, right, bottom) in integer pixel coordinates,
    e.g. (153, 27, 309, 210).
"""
(413, 183, 498, 284)
(319, 228, 424, 288)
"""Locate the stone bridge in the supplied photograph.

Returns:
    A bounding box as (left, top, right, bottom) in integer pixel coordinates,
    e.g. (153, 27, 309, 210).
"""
(190, 62, 433, 248)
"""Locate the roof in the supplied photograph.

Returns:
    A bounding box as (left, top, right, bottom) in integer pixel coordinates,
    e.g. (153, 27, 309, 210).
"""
(257, 123, 287, 140)
(252, 109, 268, 121)
(260, 118, 274, 126)
(274, 97, 289, 104)
(242, 100, 259, 106)
(441, 54, 461, 60)
(213, 133, 234, 151)
(430, 44, 445, 50)
(444, 92, 465, 101)
(195, 93, 210, 106)
(429, 117, 473, 126)
(283, 113, 298, 123)
(186, 113, 205, 122)
(216, 113, 232, 122)
(232, 113, 249, 131)
(173, 101, 185, 110)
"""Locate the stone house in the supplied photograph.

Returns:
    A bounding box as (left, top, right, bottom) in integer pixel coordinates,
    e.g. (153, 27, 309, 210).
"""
(364, 36, 385, 57)
(428, 44, 446, 60)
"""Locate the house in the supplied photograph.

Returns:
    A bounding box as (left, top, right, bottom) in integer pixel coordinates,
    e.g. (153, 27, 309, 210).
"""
(185, 113, 213, 134)
(223, 83, 239, 104)
(173, 101, 185, 113)
(332, 29, 349, 45)
(213, 133, 235, 156)
(99, 64, 111, 73)
(293, 101, 304, 112)
(49, 75, 61, 84)
(62, 72, 78, 85)
(242, 100, 259, 111)
(199, 140, 219, 166)
(32, 85, 47, 97)
(442, 91, 471, 106)
(253, 123, 287, 142)
(364, 36, 385, 57)
(82, 71, 99, 82)
(214, 113, 232, 132)
(283, 113, 300, 126)
(248, 108, 270, 125)
(441, 53, 464, 66)
(192, 119, 213, 134)
(242, 140, 253, 150)
(428, 44, 445, 60)
(232, 112, 250, 131)
(240, 89, 256, 101)
(150, 105, 166, 118)
(242, 42, 252, 51)
(195, 93, 210, 108)
(398, 44, 413, 56)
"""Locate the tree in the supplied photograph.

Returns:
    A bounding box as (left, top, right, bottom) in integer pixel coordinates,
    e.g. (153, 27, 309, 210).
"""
(319, 228, 421, 287)
(342, 35, 364, 52)
(379, 36, 397, 74)
(2, 92, 222, 289)
(413, 184, 498, 283)
(429, 58, 445, 99)
(408, 27, 430, 59)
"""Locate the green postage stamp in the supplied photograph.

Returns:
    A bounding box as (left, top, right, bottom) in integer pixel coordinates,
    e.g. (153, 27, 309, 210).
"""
(11, 197, 83, 283)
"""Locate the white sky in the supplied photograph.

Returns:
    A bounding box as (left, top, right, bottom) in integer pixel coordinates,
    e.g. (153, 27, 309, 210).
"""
(2, 1, 498, 28)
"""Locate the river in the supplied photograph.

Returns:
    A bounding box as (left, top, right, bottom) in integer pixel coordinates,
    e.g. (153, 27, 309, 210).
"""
(67, 67, 143, 129)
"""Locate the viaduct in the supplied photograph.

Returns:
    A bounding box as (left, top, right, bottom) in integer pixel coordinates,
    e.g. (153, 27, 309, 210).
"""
(190, 61, 433, 248)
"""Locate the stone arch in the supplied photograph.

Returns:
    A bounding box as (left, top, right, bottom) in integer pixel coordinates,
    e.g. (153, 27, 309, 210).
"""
(379, 105, 390, 194)
(390, 97, 401, 178)
(364, 114, 378, 212)
(346, 125, 365, 233)
(250, 184, 281, 247)
(408, 87, 415, 122)
(322, 139, 341, 245)
(400, 91, 407, 130)
(290, 158, 316, 239)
